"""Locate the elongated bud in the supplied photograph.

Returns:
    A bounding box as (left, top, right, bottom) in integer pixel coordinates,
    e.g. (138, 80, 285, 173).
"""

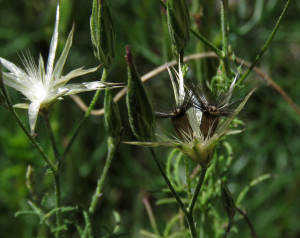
(167, 0, 190, 59)
(90, 0, 116, 68)
(126, 46, 155, 141)
(104, 89, 122, 138)
(221, 180, 236, 219)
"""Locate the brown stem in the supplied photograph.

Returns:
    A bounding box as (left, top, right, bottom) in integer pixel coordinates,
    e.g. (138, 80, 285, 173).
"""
(236, 207, 258, 238)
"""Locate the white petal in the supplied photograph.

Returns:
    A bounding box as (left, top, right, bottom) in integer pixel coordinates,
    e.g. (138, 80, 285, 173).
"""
(177, 57, 185, 104)
(53, 66, 99, 87)
(28, 102, 41, 135)
(45, 4, 60, 83)
(0, 57, 27, 81)
(2, 72, 28, 92)
(14, 103, 30, 109)
(62, 81, 119, 95)
(42, 88, 69, 104)
(38, 54, 45, 82)
(166, 63, 178, 106)
(52, 24, 74, 79)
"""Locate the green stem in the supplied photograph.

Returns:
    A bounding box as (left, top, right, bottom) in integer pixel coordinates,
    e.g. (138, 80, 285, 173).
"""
(222, 218, 234, 238)
(188, 166, 207, 213)
(42, 112, 62, 237)
(149, 149, 186, 211)
(42, 112, 60, 163)
(184, 156, 192, 202)
(89, 136, 118, 214)
(149, 149, 197, 238)
(54, 174, 62, 238)
(0, 65, 56, 174)
(190, 29, 223, 59)
(82, 210, 93, 238)
(61, 67, 109, 161)
(239, 0, 292, 84)
(220, 0, 232, 79)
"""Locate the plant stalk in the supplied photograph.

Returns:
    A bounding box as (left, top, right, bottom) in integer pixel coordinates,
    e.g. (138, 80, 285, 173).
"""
(89, 136, 118, 214)
(220, 0, 232, 79)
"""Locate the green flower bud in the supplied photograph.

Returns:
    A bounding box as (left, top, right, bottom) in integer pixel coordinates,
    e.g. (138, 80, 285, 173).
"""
(221, 180, 236, 219)
(90, 0, 116, 68)
(104, 89, 122, 138)
(167, 0, 190, 59)
(126, 46, 156, 142)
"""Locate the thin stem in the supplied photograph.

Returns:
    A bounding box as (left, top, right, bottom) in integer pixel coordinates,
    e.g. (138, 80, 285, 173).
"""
(239, 0, 292, 84)
(220, 0, 232, 79)
(149, 149, 198, 238)
(188, 166, 207, 212)
(222, 218, 234, 238)
(190, 29, 223, 59)
(236, 207, 258, 238)
(82, 210, 93, 238)
(61, 67, 109, 160)
(184, 156, 192, 202)
(89, 136, 117, 214)
(143, 197, 160, 236)
(42, 112, 60, 163)
(54, 174, 62, 238)
(0, 65, 56, 174)
(149, 149, 186, 212)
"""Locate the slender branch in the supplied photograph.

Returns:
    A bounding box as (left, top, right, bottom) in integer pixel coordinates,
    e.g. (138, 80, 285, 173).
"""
(188, 166, 207, 212)
(143, 197, 160, 236)
(236, 207, 258, 238)
(61, 67, 109, 161)
(220, 0, 232, 79)
(222, 218, 234, 238)
(82, 210, 93, 238)
(239, 0, 292, 84)
(42, 111, 60, 163)
(89, 136, 118, 214)
(149, 149, 186, 212)
(234, 57, 300, 117)
(190, 29, 223, 58)
(54, 174, 62, 238)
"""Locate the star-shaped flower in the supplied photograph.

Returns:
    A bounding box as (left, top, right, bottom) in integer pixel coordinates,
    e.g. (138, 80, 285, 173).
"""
(0, 5, 119, 134)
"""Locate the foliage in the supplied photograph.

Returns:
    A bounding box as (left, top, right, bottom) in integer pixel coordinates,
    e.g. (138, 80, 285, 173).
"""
(0, 0, 300, 238)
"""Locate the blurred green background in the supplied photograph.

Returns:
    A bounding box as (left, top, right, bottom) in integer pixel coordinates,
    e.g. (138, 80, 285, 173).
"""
(0, 0, 300, 237)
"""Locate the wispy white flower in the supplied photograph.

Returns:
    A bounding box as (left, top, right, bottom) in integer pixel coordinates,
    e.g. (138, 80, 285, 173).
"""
(126, 61, 255, 167)
(0, 5, 119, 134)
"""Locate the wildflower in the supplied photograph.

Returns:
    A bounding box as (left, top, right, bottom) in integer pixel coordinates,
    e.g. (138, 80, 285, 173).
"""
(125, 61, 255, 167)
(0, 5, 119, 135)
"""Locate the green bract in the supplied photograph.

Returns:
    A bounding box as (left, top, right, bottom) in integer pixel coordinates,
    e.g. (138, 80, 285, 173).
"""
(90, 0, 116, 68)
(167, 0, 190, 59)
(104, 89, 122, 139)
(126, 46, 156, 142)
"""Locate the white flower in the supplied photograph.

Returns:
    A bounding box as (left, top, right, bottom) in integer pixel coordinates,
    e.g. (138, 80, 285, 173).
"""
(0, 5, 118, 134)
(126, 61, 255, 167)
